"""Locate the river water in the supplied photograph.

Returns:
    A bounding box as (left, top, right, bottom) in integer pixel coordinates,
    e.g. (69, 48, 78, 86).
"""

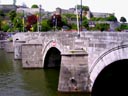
(0, 50, 90, 96)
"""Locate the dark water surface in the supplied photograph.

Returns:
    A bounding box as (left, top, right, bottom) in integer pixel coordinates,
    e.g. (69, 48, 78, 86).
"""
(0, 50, 90, 96)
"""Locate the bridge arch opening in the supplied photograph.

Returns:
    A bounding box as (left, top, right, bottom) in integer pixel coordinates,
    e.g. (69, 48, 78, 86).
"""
(44, 47, 61, 69)
(91, 59, 128, 96)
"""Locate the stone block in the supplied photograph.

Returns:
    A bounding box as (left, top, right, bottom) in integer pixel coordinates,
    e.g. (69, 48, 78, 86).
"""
(4, 41, 14, 53)
(14, 41, 26, 59)
(22, 44, 43, 68)
(58, 52, 90, 92)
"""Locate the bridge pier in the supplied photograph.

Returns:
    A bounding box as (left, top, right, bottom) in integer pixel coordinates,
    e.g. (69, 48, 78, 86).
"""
(58, 50, 90, 92)
(14, 40, 26, 59)
(21, 44, 43, 68)
(0, 40, 7, 49)
(4, 41, 14, 53)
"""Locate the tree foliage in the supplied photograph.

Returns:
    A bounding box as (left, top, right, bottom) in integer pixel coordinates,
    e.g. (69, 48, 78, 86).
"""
(77, 5, 89, 11)
(90, 17, 106, 21)
(90, 14, 117, 22)
(120, 16, 127, 23)
(0, 10, 5, 30)
(1, 23, 10, 32)
(26, 15, 37, 31)
(115, 24, 128, 31)
(82, 17, 89, 29)
(89, 23, 110, 31)
(31, 4, 39, 8)
(41, 19, 51, 31)
(61, 15, 68, 26)
(63, 14, 76, 19)
(106, 15, 117, 22)
(13, 16, 23, 31)
(8, 10, 17, 21)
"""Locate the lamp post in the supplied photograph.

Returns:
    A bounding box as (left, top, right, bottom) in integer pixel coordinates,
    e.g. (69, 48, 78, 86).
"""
(37, 5, 42, 32)
(38, 4, 42, 32)
(80, 0, 83, 32)
(22, 10, 25, 32)
(52, 15, 56, 31)
(76, 5, 80, 36)
(39, 5, 42, 31)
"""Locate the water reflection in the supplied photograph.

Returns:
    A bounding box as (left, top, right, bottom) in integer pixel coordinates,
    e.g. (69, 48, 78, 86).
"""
(21, 69, 59, 96)
(0, 50, 90, 96)
(0, 51, 26, 96)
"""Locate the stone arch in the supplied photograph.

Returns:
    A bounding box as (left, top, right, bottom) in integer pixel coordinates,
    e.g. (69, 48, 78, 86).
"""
(43, 47, 61, 68)
(42, 40, 62, 68)
(89, 44, 128, 91)
(91, 59, 128, 96)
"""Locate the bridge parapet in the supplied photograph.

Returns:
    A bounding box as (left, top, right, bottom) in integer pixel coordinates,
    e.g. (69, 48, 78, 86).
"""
(11, 32, 128, 67)
(80, 32, 128, 68)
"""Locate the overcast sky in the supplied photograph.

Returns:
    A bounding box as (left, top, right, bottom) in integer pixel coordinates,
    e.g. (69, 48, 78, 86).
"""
(0, 0, 127, 21)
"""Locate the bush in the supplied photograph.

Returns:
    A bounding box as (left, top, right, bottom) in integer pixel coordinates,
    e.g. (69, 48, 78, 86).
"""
(1, 24, 10, 32)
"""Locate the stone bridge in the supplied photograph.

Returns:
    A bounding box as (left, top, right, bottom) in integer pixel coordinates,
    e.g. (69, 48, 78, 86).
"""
(1, 31, 128, 95)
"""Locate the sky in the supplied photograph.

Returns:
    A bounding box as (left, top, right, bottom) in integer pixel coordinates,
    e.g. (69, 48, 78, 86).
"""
(0, 0, 127, 21)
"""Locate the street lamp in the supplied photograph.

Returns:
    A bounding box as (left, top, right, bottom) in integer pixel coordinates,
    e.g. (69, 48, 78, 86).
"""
(22, 10, 25, 32)
(80, 0, 83, 32)
(76, 5, 80, 36)
(38, 4, 42, 32)
(76, 0, 82, 37)
(52, 15, 56, 31)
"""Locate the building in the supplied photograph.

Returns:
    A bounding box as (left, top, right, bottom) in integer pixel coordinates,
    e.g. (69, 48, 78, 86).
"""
(55, 7, 76, 15)
(0, 5, 17, 13)
(91, 12, 114, 18)
(16, 7, 44, 15)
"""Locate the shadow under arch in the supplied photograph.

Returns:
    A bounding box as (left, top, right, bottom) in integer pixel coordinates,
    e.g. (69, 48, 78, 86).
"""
(44, 47, 61, 69)
(91, 59, 128, 96)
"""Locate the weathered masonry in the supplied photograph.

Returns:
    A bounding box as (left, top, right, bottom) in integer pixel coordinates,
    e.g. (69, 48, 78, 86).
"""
(1, 31, 128, 94)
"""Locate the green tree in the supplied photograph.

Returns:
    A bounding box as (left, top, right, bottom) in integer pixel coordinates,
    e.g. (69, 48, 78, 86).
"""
(1, 24, 10, 32)
(31, 4, 39, 8)
(41, 19, 51, 31)
(90, 17, 106, 21)
(8, 10, 17, 21)
(97, 23, 110, 31)
(63, 14, 76, 20)
(115, 24, 128, 31)
(7, 13, 24, 32)
(90, 23, 110, 31)
(0, 10, 5, 30)
(77, 5, 89, 11)
(61, 15, 68, 26)
(82, 17, 89, 29)
(13, 16, 23, 31)
(106, 15, 117, 22)
(120, 16, 127, 23)
(62, 13, 76, 28)
(70, 23, 77, 30)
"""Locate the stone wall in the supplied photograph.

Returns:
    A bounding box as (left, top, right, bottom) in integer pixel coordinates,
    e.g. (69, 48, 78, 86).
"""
(14, 41, 26, 59)
(22, 44, 43, 68)
(0, 40, 6, 49)
(4, 41, 14, 53)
